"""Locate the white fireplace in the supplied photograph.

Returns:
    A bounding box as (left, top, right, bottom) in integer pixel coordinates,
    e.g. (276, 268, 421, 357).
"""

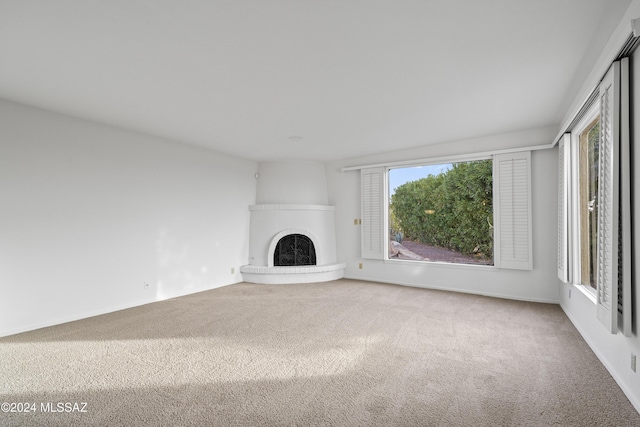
(240, 204, 345, 284)
(240, 161, 345, 284)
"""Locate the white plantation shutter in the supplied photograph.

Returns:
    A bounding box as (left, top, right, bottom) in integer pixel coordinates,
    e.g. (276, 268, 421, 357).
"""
(361, 167, 385, 259)
(557, 134, 571, 283)
(619, 58, 632, 337)
(493, 151, 532, 270)
(595, 60, 631, 336)
(595, 61, 619, 334)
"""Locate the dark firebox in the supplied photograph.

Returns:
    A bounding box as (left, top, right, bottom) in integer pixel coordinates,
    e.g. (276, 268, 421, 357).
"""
(273, 234, 316, 266)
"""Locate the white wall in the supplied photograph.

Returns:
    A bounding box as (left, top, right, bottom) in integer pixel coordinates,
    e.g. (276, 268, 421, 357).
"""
(256, 160, 328, 205)
(558, 43, 640, 413)
(0, 99, 257, 337)
(326, 127, 560, 303)
(554, 0, 640, 412)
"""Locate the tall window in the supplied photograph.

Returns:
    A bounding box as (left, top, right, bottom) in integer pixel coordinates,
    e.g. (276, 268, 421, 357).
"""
(577, 116, 600, 290)
(569, 106, 602, 295)
(558, 59, 631, 335)
(388, 160, 493, 266)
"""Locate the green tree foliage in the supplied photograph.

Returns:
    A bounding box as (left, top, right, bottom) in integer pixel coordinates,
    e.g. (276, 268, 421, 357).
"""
(390, 160, 493, 259)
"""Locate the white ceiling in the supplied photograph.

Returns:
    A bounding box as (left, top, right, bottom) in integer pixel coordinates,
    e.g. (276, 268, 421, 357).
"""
(0, 1, 632, 162)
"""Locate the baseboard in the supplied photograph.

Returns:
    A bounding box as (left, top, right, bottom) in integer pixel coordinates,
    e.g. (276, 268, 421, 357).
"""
(560, 304, 640, 414)
(0, 280, 239, 338)
(342, 275, 560, 304)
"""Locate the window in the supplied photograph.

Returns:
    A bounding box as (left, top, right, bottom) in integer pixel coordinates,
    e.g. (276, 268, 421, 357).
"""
(576, 112, 600, 292)
(361, 152, 532, 270)
(558, 59, 632, 335)
(388, 160, 493, 266)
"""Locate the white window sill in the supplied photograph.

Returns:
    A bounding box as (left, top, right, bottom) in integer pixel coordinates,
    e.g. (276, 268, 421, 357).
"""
(384, 257, 497, 272)
(571, 283, 597, 304)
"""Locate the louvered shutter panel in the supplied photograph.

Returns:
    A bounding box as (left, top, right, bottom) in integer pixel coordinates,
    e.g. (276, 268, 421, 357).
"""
(557, 134, 571, 283)
(361, 167, 385, 259)
(493, 151, 532, 270)
(618, 58, 632, 337)
(595, 62, 620, 334)
(596, 59, 631, 336)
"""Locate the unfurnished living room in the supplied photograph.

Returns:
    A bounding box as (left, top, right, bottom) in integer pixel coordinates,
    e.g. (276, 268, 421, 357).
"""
(1, 1, 640, 426)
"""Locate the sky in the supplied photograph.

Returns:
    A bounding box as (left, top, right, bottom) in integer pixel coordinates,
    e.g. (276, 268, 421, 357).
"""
(389, 163, 452, 195)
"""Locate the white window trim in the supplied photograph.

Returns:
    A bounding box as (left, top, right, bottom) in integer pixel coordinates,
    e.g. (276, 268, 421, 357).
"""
(568, 100, 600, 297)
(573, 282, 597, 304)
(383, 256, 495, 271)
(557, 133, 571, 284)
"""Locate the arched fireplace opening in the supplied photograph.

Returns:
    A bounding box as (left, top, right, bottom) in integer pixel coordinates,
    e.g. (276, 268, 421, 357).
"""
(273, 234, 316, 266)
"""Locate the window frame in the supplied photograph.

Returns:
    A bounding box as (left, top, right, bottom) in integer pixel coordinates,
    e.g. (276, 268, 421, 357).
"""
(569, 101, 600, 302)
(385, 156, 495, 269)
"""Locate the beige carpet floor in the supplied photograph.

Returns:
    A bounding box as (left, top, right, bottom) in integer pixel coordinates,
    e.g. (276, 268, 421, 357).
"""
(1, 279, 638, 426)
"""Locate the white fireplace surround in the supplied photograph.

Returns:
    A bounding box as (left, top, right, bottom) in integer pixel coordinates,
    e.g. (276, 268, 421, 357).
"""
(240, 204, 345, 284)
